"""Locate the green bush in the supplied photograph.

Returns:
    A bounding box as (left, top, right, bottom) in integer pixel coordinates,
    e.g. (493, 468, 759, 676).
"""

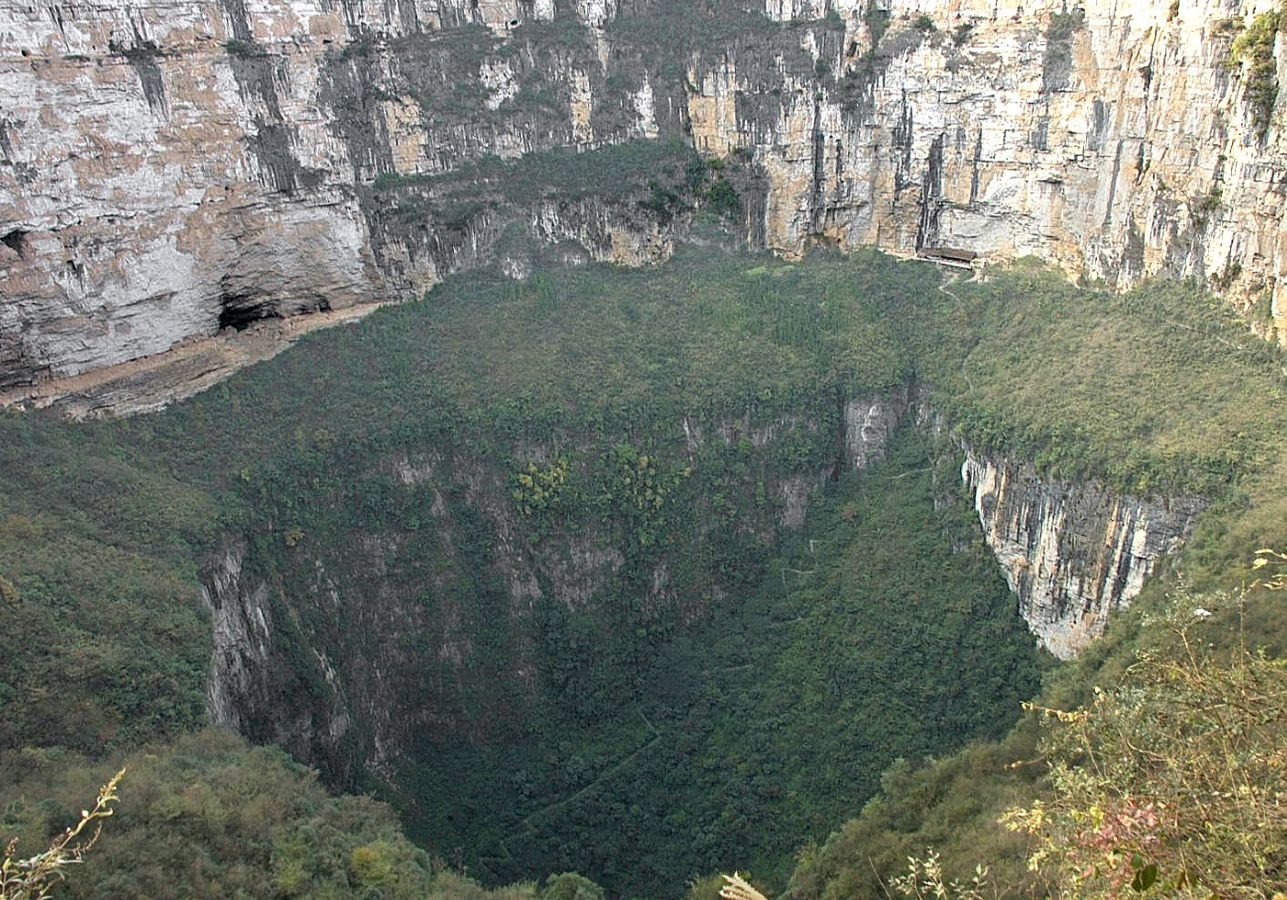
(1229, 9, 1281, 137)
(1003, 593, 1286, 896)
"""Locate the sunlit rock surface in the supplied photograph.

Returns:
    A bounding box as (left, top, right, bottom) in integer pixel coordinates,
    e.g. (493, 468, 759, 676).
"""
(962, 449, 1203, 658)
(3, 0, 1285, 396)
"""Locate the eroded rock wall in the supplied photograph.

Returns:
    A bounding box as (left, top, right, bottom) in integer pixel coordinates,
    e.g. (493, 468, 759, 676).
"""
(692, 0, 1287, 334)
(200, 382, 1203, 789)
(961, 449, 1204, 658)
(0, 0, 678, 391)
(5, 0, 1285, 392)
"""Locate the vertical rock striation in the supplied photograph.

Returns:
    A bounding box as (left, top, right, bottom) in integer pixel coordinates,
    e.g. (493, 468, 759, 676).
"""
(198, 386, 1206, 790)
(201, 536, 354, 779)
(201, 538, 277, 735)
(5, 0, 1287, 397)
(961, 449, 1204, 658)
(688, 0, 1287, 335)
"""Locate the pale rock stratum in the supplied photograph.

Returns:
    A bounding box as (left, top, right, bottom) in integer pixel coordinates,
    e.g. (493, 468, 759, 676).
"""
(3, 0, 1286, 398)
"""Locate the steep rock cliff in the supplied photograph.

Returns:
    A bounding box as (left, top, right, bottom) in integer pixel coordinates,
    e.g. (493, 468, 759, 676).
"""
(201, 535, 358, 773)
(4, 0, 1285, 398)
(199, 391, 906, 785)
(703, 0, 1287, 323)
(0, 0, 687, 395)
(961, 448, 1204, 658)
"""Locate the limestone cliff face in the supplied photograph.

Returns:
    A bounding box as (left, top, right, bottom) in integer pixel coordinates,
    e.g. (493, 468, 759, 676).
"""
(0, 0, 675, 394)
(198, 384, 1201, 788)
(201, 538, 273, 735)
(692, 0, 1287, 332)
(961, 449, 1204, 658)
(4, 0, 1286, 397)
(200, 536, 356, 777)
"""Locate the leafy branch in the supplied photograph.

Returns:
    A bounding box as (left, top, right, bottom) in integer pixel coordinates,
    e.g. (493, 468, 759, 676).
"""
(1, 768, 125, 899)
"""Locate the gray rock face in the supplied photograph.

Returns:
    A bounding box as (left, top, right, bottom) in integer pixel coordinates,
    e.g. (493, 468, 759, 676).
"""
(4, 0, 1286, 398)
(201, 537, 278, 735)
(961, 450, 1204, 658)
(844, 388, 909, 471)
(201, 536, 355, 777)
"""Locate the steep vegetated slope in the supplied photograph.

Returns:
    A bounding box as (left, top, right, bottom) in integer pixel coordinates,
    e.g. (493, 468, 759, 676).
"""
(380, 428, 1041, 894)
(4, 0, 1287, 402)
(1, 246, 1285, 895)
(779, 268, 1287, 897)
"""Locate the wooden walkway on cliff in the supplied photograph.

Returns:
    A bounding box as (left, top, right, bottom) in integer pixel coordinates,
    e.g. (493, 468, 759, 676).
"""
(916, 247, 979, 271)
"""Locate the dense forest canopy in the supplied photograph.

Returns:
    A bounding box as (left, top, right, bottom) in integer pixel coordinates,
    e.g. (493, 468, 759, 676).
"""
(1, 246, 1285, 897)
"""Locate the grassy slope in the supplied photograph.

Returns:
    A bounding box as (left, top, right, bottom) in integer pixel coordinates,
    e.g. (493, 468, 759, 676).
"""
(894, 263, 1287, 631)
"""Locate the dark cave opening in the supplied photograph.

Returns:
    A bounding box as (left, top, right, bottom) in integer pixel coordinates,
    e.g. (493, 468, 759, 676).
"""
(218, 290, 280, 331)
(2, 229, 30, 258)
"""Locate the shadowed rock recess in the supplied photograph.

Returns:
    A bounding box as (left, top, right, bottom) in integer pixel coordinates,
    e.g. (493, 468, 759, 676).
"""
(3, 0, 1287, 396)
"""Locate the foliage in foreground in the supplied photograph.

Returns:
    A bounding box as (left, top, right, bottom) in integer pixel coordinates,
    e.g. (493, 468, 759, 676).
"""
(1005, 593, 1286, 897)
(0, 769, 122, 900)
(0, 730, 595, 899)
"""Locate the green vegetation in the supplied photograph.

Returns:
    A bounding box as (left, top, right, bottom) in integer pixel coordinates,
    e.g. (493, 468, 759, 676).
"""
(1042, 8, 1086, 92)
(864, 3, 892, 50)
(373, 140, 700, 209)
(0, 440, 216, 754)
(702, 176, 741, 219)
(2, 243, 1286, 896)
(223, 38, 267, 58)
(1004, 596, 1286, 896)
(1229, 8, 1282, 138)
(0, 731, 583, 899)
(789, 572, 1287, 899)
(368, 139, 752, 245)
(1047, 8, 1087, 41)
(892, 265, 1287, 497)
(394, 430, 1041, 895)
(0, 248, 931, 896)
(887, 262, 1287, 612)
(606, 1, 787, 76)
(513, 458, 571, 519)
